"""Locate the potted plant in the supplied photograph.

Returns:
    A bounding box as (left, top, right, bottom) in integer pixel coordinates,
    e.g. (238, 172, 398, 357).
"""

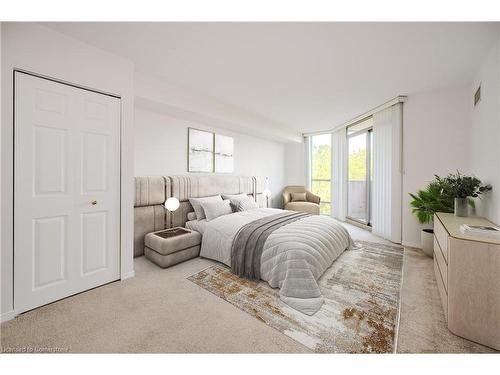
(409, 178, 454, 257)
(440, 171, 492, 217)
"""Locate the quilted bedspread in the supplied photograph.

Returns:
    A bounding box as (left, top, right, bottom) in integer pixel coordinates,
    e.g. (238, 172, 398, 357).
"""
(199, 208, 354, 315)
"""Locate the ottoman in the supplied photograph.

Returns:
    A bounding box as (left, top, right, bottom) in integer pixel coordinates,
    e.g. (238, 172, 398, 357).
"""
(144, 227, 202, 268)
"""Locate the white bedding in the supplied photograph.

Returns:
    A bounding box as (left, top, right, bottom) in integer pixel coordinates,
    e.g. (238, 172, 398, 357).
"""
(185, 219, 208, 235)
(200, 208, 353, 315)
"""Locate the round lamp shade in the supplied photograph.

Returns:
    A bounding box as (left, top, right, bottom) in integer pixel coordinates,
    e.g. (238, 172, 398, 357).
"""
(164, 197, 180, 212)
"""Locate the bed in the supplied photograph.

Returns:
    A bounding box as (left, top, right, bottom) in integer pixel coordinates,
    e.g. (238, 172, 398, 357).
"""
(134, 175, 353, 315)
(199, 208, 353, 315)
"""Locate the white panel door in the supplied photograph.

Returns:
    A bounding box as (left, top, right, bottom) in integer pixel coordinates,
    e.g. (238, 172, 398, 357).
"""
(14, 72, 121, 313)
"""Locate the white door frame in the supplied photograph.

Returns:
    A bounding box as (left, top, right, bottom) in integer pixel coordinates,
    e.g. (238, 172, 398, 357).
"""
(12, 69, 123, 314)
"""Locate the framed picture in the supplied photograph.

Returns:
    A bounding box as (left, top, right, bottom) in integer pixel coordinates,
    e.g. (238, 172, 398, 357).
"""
(188, 128, 214, 173)
(215, 134, 234, 173)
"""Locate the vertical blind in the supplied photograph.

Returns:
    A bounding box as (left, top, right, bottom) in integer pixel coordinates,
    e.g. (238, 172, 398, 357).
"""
(306, 101, 403, 244)
(371, 103, 403, 243)
(304, 136, 311, 190)
(331, 129, 348, 221)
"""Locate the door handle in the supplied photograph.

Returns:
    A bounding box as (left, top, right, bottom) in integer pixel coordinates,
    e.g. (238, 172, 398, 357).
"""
(91, 200, 97, 206)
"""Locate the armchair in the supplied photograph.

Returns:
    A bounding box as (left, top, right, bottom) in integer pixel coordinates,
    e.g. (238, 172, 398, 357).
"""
(282, 186, 321, 215)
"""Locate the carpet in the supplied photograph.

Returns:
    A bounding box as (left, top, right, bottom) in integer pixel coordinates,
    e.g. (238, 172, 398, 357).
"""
(188, 241, 404, 353)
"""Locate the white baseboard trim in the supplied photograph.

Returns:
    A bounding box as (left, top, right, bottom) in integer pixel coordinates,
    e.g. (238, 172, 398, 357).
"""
(121, 270, 135, 280)
(1, 310, 18, 322)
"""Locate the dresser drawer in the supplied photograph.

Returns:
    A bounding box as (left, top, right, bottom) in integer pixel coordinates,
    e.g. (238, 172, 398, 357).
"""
(434, 216, 449, 262)
(433, 236, 448, 291)
(433, 256, 448, 320)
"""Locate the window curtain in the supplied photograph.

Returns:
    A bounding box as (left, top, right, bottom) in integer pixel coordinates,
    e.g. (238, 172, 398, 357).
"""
(331, 128, 347, 221)
(304, 136, 311, 189)
(371, 103, 403, 243)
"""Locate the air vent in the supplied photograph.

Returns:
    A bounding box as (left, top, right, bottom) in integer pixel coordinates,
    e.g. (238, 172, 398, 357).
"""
(474, 85, 481, 107)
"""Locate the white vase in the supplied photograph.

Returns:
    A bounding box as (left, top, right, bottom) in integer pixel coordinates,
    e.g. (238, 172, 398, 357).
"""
(421, 229, 434, 257)
(454, 197, 469, 217)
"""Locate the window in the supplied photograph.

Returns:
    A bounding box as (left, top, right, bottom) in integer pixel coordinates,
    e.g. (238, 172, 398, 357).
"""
(347, 117, 373, 224)
(310, 134, 331, 215)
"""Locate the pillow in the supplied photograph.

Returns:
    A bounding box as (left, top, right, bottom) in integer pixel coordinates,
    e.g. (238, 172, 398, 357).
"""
(200, 199, 233, 221)
(187, 212, 196, 221)
(189, 195, 223, 220)
(221, 193, 247, 200)
(291, 192, 307, 202)
(230, 196, 259, 212)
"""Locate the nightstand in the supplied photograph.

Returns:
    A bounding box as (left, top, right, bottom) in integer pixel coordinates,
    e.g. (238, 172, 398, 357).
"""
(144, 227, 202, 268)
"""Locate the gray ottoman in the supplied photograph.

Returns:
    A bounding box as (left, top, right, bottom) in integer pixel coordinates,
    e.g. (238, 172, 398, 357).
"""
(144, 227, 202, 268)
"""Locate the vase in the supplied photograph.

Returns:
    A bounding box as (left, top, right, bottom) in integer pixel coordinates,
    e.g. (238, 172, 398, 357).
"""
(454, 197, 468, 217)
(421, 229, 434, 257)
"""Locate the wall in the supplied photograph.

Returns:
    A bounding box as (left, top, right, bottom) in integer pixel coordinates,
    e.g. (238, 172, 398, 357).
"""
(402, 86, 471, 248)
(135, 72, 301, 143)
(284, 141, 307, 186)
(134, 108, 286, 207)
(0, 22, 2, 320)
(1, 23, 135, 319)
(468, 36, 500, 225)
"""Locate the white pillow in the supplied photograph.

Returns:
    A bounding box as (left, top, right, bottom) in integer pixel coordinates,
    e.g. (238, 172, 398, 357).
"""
(200, 199, 233, 221)
(187, 212, 197, 221)
(221, 193, 248, 200)
(189, 195, 223, 220)
(230, 196, 259, 212)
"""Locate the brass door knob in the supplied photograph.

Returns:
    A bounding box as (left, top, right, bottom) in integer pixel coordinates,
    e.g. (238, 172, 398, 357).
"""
(91, 200, 97, 205)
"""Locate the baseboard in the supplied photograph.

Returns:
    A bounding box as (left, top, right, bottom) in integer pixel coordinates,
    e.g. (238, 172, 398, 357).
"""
(121, 270, 135, 280)
(1, 310, 17, 322)
(345, 218, 372, 231)
(402, 241, 421, 250)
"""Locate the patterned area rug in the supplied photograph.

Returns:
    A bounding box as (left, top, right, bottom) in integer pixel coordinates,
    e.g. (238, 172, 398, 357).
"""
(188, 241, 404, 353)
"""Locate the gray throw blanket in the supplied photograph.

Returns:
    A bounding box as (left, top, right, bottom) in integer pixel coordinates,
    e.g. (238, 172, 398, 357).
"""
(231, 211, 310, 280)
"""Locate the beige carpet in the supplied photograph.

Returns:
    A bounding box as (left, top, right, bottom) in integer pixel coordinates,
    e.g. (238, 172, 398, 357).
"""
(189, 241, 404, 353)
(1, 223, 496, 353)
(396, 246, 496, 353)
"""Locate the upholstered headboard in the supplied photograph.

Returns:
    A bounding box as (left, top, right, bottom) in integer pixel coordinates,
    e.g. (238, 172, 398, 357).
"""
(169, 175, 256, 228)
(133, 175, 266, 257)
(133, 177, 168, 257)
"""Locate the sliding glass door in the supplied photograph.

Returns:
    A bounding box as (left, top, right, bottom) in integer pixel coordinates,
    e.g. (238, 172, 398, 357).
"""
(347, 119, 373, 224)
(310, 134, 331, 215)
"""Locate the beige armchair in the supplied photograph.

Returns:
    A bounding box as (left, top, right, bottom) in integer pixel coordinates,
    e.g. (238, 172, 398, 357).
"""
(282, 186, 321, 215)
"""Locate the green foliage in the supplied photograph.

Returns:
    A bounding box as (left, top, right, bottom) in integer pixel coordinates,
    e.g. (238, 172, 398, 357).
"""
(320, 203, 331, 215)
(348, 149, 367, 180)
(311, 144, 332, 211)
(312, 143, 368, 182)
(439, 171, 492, 199)
(409, 180, 454, 224)
(409, 171, 492, 224)
(312, 180, 331, 202)
(311, 144, 331, 180)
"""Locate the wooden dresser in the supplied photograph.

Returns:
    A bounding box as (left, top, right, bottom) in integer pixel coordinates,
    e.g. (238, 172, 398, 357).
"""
(433, 212, 500, 351)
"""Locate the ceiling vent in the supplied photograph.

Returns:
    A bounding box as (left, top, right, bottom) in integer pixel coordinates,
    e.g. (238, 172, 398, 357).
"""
(474, 85, 481, 107)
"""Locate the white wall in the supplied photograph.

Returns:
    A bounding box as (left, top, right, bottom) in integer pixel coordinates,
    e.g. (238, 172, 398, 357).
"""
(468, 37, 500, 225)
(402, 86, 471, 248)
(1, 23, 135, 319)
(135, 72, 301, 143)
(284, 141, 307, 186)
(134, 108, 286, 207)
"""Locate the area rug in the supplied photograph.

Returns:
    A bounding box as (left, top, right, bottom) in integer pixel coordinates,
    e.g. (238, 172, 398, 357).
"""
(188, 241, 404, 353)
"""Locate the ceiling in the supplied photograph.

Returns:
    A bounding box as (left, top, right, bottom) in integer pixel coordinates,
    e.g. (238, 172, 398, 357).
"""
(45, 22, 499, 134)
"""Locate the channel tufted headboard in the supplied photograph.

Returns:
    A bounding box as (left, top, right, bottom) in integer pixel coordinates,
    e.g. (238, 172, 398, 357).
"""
(133, 175, 267, 257)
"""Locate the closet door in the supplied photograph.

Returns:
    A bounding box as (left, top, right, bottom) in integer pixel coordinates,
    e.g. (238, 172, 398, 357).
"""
(14, 72, 121, 313)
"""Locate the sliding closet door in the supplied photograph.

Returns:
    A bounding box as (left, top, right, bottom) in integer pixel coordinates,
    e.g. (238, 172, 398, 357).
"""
(14, 72, 121, 313)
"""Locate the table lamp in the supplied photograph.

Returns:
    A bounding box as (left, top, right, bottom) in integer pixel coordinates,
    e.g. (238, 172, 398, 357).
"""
(164, 197, 180, 229)
(262, 177, 271, 208)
